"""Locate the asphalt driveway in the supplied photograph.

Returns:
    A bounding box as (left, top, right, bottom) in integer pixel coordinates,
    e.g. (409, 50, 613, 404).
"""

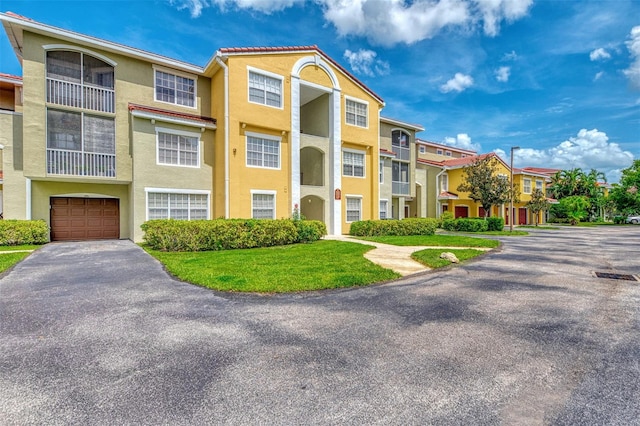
(1, 227, 639, 425)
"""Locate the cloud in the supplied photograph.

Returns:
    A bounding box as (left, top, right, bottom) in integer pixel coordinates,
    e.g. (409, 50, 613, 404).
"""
(589, 47, 611, 61)
(170, 0, 210, 17)
(444, 133, 481, 152)
(473, 0, 533, 37)
(497, 129, 634, 183)
(495, 66, 510, 82)
(623, 26, 640, 90)
(169, 0, 299, 17)
(501, 50, 518, 61)
(593, 71, 604, 81)
(440, 73, 474, 93)
(343, 49, 390, 77)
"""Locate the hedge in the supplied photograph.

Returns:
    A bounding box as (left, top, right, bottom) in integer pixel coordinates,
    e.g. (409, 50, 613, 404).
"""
(442, 218, 489, 232)
(349, 218, 438, 236)
(0, 220, 49, 245)
(141, 219, 327, 251)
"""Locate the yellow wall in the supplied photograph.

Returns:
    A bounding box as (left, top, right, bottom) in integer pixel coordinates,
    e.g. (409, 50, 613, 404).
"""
(0, 111, 26, 218)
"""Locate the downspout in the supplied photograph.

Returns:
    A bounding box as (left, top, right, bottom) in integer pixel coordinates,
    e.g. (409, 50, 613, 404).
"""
(214, 55, 230, 218)
(435, 168, 446, 218)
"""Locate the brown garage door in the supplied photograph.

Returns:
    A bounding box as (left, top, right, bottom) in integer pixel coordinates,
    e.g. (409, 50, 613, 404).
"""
(50, 197, 119, 241)
(454, 205, 469, 218)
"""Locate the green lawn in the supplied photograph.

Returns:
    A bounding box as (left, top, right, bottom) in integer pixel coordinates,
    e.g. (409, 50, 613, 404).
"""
(354, 234, 500, 248)
(0, 245, 40, 273)
(412, 249, 485, 268)
(517, 225, 560, 230)
(145, 240, 399, 293)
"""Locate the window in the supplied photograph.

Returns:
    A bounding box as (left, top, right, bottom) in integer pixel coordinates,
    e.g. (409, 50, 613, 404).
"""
(157, 130, 199, 167)
(440, 174, 448, 192)
(248, 70, 282, 108)
(379, 160, 384, 183)
(346, 197, 362, 222)
(155, 69, 195, 107)
(437, 149, 443, 155)
(380, 200, 388, 219)
(392, 130, 410, 160)
(523, 178, 532, 194)
(147, 192, 209, 220)
(345, 98, 367, 127)
(536, 180, 543, 191)
(419, 145, 426, 154)
(343, 150, 365, 177)
(461, 154, 467, 158)
(246, 134, 280, 169)
(252, 192, 276, 219)
(392, 161, 410, 195)
(445, 150, 452, 157)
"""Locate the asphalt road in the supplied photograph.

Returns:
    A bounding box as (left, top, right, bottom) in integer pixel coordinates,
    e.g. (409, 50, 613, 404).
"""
(1, 227, 639, 425)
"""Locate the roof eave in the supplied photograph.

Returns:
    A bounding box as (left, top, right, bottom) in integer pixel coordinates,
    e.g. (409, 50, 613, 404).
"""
(130, 109, 216, 130)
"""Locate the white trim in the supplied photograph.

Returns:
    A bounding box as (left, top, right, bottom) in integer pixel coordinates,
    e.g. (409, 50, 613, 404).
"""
(214, 56, 230, 219)
(155, 127, 201, 169)
(25, 178, 32, 220)
(130, 109, 215, 130)
(43, 44, 117, 66)
(250, 189, 277, 219)
(144, 188, 211, 221)
(291, 54, 341, 90)
(419, 145, 426, 154)
(379, 198, 389, 219)
(153, 66, 198, 109)
(342, 148, 366, 178)
(379, 159, 384, 183)
(247, 66, 284, 110)
(380, 116, 424, 131)
(523, 178, 532, 194)
(344, 95, 369, 129)
(245, 132, 282, 170)
(345, 194, 363, 223)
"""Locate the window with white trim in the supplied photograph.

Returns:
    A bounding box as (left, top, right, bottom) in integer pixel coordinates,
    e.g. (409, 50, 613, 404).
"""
(379, 160, 384, 183)
(147, 192, 208, 220)
(155, 70, 195, 107)
(419, 145, 426, 154)
(437, 149, 443, 155)
(440, 174, 448, 192)
(157, 130, 199, 167)
(380, 200, 388, 219)
(343, 150, 365, 177)
(345, 98, 367, 127)
(445, 150, 452, 157)
(523, 178, 532, 194)
(252, 192, 276, 219)
(249, 70, 282, 108)
(247, 134, 280, 169)
(536, 180, 543, 191)
(346, 197, 362, 222)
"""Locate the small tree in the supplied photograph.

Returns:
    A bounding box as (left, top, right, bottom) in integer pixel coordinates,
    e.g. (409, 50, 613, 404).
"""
(457, 156, 519, 218)
(610, 160, 640, 215)
(560, 195, 590, 225)
(526, 188, 549, 226)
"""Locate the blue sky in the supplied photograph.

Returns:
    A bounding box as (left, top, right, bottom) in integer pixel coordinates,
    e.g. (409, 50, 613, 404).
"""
(1, 0, 638, 182)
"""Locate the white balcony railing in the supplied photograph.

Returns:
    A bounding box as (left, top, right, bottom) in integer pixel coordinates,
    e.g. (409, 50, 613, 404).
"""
(47, 78, 115, 113)
(392, 181, 410, 195)
(47, 149, 116, 178)
(393, 145, 411, 161)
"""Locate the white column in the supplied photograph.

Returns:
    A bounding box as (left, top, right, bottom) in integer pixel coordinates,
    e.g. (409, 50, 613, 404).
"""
(25, 178, 32, 220)
(330, 88, 342, 235)
(290, 75, 301, 214)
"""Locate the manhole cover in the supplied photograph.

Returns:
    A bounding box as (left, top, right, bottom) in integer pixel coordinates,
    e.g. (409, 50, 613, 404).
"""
(594, 272, 638, 281)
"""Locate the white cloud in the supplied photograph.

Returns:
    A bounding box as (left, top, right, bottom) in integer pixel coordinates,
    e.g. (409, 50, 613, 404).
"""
(623, 26, 640, 90)
(501, 129, 634, 183)
(593, 71, 604, 81)
(170, 0, 210, 17)
(444, 133, 481, 152)
(589, 47, 611, 61)
(495, 66, 510, 82)
(169, 0, 299, 17)
(501, 50, 518, 61)
(440, 72, 474, 93)
(343, 49, 390, 77)
(473, 0, 533, 37)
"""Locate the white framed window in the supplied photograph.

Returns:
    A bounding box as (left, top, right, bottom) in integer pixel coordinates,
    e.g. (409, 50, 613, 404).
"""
(154, 67, 196, 108)
(379, 159, 384, 183)
(251, 190, 276, 219)
(345, 97, 368, 128)
(346, 196, 362, 223)
(445, 150, 452, 157)
(380, 199, 388, 219)
(145, 188, 210, 220)
(440, 174, 448, 192)
(461, 154, 467, 158)
(248, 67, 283, 108)
(523, 178, 532, 194)
(246, 132, 281, 169)
(419, 145, 426, 154)
(536, 180, 543, 191)
(156, 128, 200, 167)
(343, 149, 365, 177)
(436, 149, 443, 155)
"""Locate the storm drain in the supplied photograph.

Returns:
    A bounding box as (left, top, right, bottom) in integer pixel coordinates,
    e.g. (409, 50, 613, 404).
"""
(594, 272, 638, 281)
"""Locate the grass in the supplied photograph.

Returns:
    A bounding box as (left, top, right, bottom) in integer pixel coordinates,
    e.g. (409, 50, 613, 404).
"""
(0, 244, 41, 252)
(144, 240, 400, 293)
(412, 249, 485, 268)
(517, 225, 560, 230)
(0, 245, 41, 273)
(353, 234, 500, 248)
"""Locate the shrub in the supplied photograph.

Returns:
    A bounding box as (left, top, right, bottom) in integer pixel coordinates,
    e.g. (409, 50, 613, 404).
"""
(486, 217, 505, 231)
(441, 218, 489, 232)
(141, 218, 327, 251)
(0, 220, 49, 245)
(349, 218, 438, 236)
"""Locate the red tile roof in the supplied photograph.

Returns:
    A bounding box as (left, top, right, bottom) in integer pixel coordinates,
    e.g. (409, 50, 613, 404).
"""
(520, 167, 561, 176)
(417, 158, 445, 167)
(415, 139, 477, 154)
(128, 103, 216, 125)
(379, 148, 396, 157)
(218, 45, 384, 105)
(0, 73, 23, 84)
(438, 191, 459, 199)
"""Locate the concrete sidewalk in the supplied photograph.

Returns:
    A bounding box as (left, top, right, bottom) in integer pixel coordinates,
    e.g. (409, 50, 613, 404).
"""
(323, 234, 493, 276)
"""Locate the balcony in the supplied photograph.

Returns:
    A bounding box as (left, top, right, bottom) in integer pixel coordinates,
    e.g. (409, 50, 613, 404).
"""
(392, 181, 410, 195)
(47, 77, 115, 113)
(47, 149, 116, 178)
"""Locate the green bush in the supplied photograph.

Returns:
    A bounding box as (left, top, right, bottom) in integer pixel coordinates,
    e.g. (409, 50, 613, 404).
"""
(441, 218, 489, 232)
(0, 220, 49, 245)
(349, 218, 438, 236)
(141, 219, 326, 251)
(486, 217, 505, 231)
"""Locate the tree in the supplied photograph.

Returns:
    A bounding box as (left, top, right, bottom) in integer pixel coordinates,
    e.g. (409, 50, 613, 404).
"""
(549, 167, 608, 220)
(610, 160, 640, 215)
(560, 195, 590, 225)
(457, 156, 519, 218)
(526, 188, 550, 226)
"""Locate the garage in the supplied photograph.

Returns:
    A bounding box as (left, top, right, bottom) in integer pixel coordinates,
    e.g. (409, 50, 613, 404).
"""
(454, 205, 469, 218)
(50, 197, 119, 241)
